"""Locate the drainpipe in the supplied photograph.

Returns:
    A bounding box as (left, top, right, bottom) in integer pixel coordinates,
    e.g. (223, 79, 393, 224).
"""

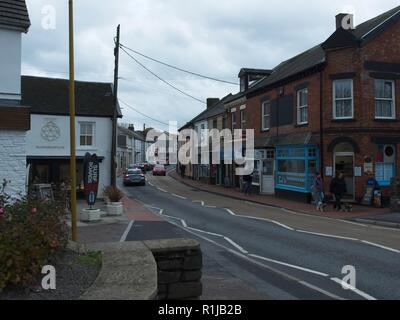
(319, 70, 324, 177)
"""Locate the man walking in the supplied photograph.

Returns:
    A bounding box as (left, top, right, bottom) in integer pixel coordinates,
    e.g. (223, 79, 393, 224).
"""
(330, 172, 347, 211)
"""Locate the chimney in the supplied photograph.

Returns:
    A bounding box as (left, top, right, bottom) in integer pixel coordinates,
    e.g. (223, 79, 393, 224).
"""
(207, 98, 220, 109)
(143, 124, 146, 131)
(128, 124, 135, 132)
(336, 13, 354, 30)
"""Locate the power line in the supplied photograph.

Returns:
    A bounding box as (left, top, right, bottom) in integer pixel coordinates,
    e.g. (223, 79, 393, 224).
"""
(120, 43, 238, 86)
(120, 46, 206, 104)
(118, 98, 173, 127)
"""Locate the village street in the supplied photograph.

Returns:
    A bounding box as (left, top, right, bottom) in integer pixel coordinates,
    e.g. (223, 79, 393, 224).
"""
(117, 166, 400, 300)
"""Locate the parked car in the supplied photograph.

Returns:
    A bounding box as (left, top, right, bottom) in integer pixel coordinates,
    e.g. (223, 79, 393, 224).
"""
(123, 169, 146, 186)
(143, 161, 152, 171)
(153, 164, 166, 176)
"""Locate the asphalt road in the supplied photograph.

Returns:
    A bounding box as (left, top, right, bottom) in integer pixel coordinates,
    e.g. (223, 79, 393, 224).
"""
(119, 168, 400, 300)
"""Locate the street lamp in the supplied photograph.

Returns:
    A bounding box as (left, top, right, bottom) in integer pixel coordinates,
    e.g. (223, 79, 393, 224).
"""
(68, 0, 77, 241)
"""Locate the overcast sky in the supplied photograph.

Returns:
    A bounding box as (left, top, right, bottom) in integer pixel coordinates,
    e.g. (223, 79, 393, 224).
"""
(23, 0, 399, 131)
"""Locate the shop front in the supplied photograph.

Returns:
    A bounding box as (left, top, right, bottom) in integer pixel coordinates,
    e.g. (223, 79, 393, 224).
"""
(275, 145, 319, 202)
(254, 149, 275, 194)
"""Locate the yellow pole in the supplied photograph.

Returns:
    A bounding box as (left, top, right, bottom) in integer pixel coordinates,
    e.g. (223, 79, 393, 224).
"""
(68, 0, 77, 241)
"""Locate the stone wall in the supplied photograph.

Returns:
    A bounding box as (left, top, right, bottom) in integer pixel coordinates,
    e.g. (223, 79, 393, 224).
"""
(144, 239, 203, 300)
(0, 130, 27, 198)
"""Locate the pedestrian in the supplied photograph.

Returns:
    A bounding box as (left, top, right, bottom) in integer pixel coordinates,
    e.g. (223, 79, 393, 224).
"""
(312, 172, 325, 212)
(180, 164, 186, 178)
(329, 171, 347, 212)
(243, 173, 253, 196)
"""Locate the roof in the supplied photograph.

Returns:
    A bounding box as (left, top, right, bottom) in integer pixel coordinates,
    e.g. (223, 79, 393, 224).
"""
(0, 0, 30, 32)
(247, 5, 400, 96)
(247, 44, 326, 96)
(191, 94, 232, 123)
(21, 76, 122, 118)
(118, 126, 145, 141)
(238, 68, 273, 77)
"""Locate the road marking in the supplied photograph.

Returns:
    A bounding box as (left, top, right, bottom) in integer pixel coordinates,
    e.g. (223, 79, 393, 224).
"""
(224, 208, 236, 216)
(337, 219, 367, 227)
(120, 220, 134, 242)
(171, 193, 187, 200)
(298, 281, 345, 300)
(296, 230, 359, 242)
(249, 254, 330, 277)
(330, 278, 376, 300)
(157, 187, 168, 193)
(148, 182, 154, 187)
(237, 215, 294, 231)
(223, 237, 248, 254)
(193, 200, 205, 206)
(164, 218, 345, 300)
(205, 205, 217, 208)
(186, 226, 223, 237)
(360, 240, 400, 254)
(162, 213, 187, 227)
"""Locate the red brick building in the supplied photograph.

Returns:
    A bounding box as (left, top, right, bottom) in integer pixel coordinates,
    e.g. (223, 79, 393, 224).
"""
(227, 6, 400, 203)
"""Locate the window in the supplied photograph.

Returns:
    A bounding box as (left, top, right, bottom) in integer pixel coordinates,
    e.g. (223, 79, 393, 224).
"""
(240, 110, 246, 129)
(333, 79, 353, 119)
(376, 145, 396, 186)
(80, 122, 94, 146)
(261, 101, 271, 130)
(297, 88, 308, 124)
(232, 112, 237, 129)
(375, 80, 395, 119)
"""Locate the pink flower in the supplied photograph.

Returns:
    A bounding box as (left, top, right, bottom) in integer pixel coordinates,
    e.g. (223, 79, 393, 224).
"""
(0, 207, 5, 217)
(31, 207, 37, 214)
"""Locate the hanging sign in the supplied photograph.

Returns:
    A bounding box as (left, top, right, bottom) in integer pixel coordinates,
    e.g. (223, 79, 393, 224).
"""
(83, 153, 100, 207)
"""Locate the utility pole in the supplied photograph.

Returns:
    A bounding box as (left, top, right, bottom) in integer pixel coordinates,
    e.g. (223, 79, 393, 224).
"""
(111, 25, 120, 187)
(68, 0, 77, 241)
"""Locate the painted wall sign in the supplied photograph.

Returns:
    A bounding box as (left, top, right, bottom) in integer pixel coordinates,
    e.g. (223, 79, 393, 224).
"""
(83, 153, 99, 207)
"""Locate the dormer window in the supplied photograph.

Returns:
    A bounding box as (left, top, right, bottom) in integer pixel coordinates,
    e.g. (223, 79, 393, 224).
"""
(240, 77, 247, 92)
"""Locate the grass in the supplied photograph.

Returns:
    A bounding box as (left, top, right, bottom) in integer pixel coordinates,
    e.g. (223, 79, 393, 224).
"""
(75, 251, 102, 266)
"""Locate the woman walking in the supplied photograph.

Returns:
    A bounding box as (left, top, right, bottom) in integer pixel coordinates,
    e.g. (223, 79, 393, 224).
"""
(330, 172, 347, 212)
(312, 172, 325, 212)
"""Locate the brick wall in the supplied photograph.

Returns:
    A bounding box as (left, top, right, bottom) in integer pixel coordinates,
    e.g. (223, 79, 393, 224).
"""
(0, 130, 27, 197)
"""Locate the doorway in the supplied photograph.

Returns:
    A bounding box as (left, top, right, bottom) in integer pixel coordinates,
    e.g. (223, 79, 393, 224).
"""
(334, 152, 355, 201)
(261, 150, 275, 194)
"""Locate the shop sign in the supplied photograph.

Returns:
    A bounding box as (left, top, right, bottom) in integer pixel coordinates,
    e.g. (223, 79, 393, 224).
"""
(83, 153, 99, 207)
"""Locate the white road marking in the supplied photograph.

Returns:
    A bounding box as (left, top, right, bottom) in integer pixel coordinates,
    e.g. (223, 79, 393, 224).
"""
(330, 278, 376, 300)
(162, 213, 187, 227)
(171, 193, 187, 200)
(337, 219, 367, 227)
(296, 230, 359, 242)
(298, 281, 345, 300)
(205, 205, 217, 208)
(148, 182, 154, 187)
(223, 237, 248, 254)
(360, 241, 400, 254)
(225, 208, 236, 216)
(237, 215, 294, 231)
(120, 220, 134, 242)
(193, 200, 205, 206)
(249, 254, 330, 277)
(159, 215, 346, 300)
(157, 187, 168, 193)
(186, 226, 223, 237)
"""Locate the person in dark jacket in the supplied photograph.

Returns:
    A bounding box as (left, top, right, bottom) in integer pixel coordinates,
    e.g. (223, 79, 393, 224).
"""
(330, 172, 347, 211)
(243, 173, 253, 196)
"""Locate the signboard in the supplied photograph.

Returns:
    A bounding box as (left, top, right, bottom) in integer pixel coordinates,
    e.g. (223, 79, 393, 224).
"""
(33, 184, 54, 201)
(325, 167, 333, 177)
(354, 167, 362, 177)
(361, 185, 374, 206)
(83, 153, 100, 207)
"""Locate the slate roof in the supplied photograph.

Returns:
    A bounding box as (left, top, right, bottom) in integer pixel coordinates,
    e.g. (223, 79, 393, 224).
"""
(247, 5, 400, 96)
(21, 76, 122, 118)
(0, 0, 30, 32)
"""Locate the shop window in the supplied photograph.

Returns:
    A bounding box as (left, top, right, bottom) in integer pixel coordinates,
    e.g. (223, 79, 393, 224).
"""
(375, 145, 396, 186)
(333, 79, 353, 119)
(375, 80, 395, 119)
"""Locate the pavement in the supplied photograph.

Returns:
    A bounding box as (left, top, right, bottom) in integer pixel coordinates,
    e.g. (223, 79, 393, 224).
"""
(169, 170, 399, 225)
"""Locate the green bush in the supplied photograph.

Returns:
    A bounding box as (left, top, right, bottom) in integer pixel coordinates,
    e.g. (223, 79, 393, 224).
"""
(0, 181, 69, 291)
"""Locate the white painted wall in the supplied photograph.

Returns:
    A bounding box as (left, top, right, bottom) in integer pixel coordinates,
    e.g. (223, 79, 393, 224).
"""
(0, 130, 27, 198)
(0, 29, 21, 100)
(26, 114, 113, 195)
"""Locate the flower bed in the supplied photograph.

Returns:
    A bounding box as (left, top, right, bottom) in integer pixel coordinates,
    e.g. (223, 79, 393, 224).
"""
(0, 181, 70, 292)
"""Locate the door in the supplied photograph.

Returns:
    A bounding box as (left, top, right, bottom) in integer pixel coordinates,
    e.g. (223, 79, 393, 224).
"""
(261, 158, 275, 194)
(334, 153, 355, 200)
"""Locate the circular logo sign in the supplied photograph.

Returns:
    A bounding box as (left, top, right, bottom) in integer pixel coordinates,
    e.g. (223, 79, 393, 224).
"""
(41, 121, 61, 141)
